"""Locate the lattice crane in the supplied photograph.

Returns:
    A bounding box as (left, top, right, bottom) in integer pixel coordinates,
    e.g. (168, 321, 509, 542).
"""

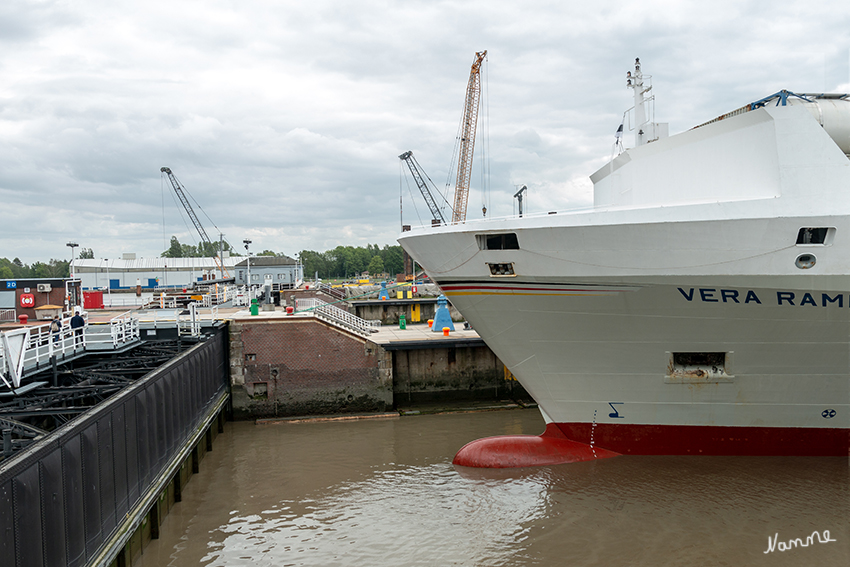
(398, 151, 447, 225)
(451, 50, 487, 223)
(160, 166, 230, 278)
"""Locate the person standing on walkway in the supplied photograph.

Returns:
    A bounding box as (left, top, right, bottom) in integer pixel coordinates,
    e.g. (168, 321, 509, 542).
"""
(70, 310, 85, 347)
(50, 315, 61, 344)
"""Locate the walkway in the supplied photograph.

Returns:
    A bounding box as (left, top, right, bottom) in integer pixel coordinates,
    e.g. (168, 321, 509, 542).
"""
(0, 312, 141, 390)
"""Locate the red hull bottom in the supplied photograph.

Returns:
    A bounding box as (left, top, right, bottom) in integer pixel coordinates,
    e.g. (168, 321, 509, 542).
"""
(453, 422, 849, 468)
(556, 422, 850, 456)
(453, 423, 620, 468)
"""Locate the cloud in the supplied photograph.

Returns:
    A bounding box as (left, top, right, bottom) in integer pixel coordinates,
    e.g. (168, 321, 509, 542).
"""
(1, 0, 849, 262)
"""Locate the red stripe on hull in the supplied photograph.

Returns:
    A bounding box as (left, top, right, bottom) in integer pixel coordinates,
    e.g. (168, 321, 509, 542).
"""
(555, 423, 850, 456)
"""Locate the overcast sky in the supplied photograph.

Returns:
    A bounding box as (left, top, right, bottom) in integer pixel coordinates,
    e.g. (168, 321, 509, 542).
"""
(2, 0, 849, 263)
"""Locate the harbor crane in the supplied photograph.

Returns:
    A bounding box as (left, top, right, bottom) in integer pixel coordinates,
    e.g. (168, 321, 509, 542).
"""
(398, 151, 447, 225)
(450, 50, 487, 223)
(160, 166, 230, 278)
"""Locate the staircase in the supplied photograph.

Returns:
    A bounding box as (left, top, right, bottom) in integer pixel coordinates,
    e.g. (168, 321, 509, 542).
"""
(295, 298, 380, 338)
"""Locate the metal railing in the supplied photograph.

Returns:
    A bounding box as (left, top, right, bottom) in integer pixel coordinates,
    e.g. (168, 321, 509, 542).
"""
(1, 312, 141, 387)
(178, 304, 218, 337)
(295, 298, 380, 338)
(314, 282, 347, 301)
(1, 315, 86, 388)
(65, 312, 140, 352)
(0, 309, 16, 322)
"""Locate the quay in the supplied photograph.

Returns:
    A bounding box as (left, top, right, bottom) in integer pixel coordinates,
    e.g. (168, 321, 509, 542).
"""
(0, 282, 528, 567)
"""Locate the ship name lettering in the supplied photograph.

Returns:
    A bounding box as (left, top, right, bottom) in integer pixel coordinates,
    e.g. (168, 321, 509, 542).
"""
(677, 288, 761, 304)
(764, 530, 836, 554)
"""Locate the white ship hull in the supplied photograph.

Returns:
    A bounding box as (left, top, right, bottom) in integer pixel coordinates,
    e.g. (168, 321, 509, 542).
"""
(400, 89, 850, 457)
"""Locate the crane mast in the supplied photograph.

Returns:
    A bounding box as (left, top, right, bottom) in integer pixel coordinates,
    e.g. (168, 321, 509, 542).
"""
(398, 151, 447, 225)
(451, 50, 487, 224)
(160, 166, 229, 278)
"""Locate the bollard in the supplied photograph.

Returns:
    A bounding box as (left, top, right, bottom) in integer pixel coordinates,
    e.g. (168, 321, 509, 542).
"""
(286, 306, 294, 315)
(427, 319, 433, 328)
(250, 298, 259, 316)
(399, 314, 406, 330)
(442, 327, 450, 336)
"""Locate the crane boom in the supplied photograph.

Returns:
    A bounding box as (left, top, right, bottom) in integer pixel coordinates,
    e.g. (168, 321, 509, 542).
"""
(451, 50, 487, 223)
(399, 151, 447, 225)
(160, 166, 229, 277)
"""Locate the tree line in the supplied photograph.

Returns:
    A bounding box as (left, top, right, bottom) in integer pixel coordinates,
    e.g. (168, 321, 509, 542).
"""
(0, 241, 405, 281)
(1, 248, 93, 279)
(161, 236, 405, 279)
(0, 257, 71, 280)
(299, 244, 404, 280)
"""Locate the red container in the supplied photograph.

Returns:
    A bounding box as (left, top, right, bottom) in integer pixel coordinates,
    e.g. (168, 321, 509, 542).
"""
(83, 290, 104, 309)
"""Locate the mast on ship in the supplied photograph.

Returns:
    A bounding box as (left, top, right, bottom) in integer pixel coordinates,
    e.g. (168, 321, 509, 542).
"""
(625, 58, 668, 147)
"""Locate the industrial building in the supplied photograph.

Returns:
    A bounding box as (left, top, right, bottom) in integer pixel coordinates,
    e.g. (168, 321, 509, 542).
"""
(234, 255, 303, 288)
(72, 257, 240, 290)
(71, 255, 304, 291)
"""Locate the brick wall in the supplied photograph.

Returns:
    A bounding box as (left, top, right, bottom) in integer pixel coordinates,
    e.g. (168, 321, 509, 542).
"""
(230, 317, 391, 418)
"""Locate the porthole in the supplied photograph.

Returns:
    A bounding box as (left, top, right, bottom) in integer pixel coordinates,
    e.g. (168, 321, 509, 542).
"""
(795, 254, 817, 269)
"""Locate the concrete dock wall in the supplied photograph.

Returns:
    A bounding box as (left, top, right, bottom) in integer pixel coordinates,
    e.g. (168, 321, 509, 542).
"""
(392, 344, 529, 405)
(229, 317, 529, 419)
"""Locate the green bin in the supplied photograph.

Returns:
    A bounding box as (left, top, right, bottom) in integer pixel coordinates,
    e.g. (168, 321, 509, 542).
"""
(399, 314, 406, 330)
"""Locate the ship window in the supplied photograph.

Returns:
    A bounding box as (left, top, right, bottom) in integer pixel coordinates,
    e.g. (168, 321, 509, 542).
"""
(487, 262, 515, 277)
(796, 227, 833, 245)
(476, 233, 519, 250)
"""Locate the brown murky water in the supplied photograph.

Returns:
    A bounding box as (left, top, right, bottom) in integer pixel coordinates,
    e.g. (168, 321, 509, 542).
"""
(139, 410, 849, 566)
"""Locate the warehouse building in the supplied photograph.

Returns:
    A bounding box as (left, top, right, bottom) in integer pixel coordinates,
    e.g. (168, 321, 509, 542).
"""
(72, 257, 240, 290)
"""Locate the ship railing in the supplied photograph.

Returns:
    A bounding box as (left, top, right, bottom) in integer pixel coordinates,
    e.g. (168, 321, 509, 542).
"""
(295, 298, 380, 338)
(0, 309, 16, 322)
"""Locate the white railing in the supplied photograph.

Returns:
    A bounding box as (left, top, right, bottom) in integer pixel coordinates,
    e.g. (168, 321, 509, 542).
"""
(0, 309, 16, 322)
(83, 312, 140, 351)
(295, 298, 380, 338)
(1, 314, 91, 388)
(177, 304, 218, 337)
(102, 294, 148, 308)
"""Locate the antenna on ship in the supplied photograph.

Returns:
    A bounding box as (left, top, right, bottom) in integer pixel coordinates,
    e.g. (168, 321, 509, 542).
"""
(630, 58, 648, 146)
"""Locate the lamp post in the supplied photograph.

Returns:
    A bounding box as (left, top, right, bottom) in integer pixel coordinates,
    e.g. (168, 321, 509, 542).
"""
(243, 239, 252, 289)
(104, 259, 111, 305)
(66, 242, 78, 278)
